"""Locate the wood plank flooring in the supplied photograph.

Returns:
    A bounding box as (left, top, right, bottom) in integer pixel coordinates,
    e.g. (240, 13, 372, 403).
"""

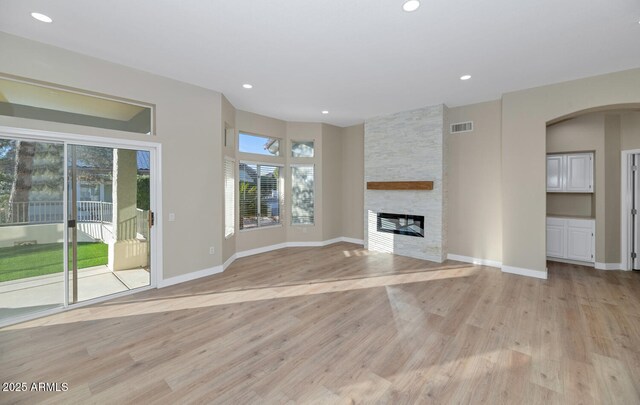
(1, 242, 640, 404)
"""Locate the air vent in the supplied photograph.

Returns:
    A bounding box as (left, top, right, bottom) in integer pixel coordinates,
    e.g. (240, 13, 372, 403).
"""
(450, 121, 473, 134)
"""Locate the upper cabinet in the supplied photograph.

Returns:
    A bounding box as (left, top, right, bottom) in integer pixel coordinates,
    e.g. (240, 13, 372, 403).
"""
(546, 153, 593, 193)
(546, 155, 564, 192)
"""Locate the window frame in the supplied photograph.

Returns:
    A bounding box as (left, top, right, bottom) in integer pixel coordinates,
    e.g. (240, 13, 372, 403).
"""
(238, 161, 284, 231)
(224, 157, 235, 239)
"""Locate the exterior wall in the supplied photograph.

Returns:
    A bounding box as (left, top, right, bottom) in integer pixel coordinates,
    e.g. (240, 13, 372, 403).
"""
(446, 100, 502, 263)
(364, 105, 446, 262)
(0, 223, 94, 248)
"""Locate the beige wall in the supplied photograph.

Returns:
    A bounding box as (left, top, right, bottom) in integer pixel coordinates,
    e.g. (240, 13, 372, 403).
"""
(604, 114, 621, 263)
(321, 124, 343, 240)
(446, 100, 502, 262)
(0, 32, 224, 279)
(341, 124, 364, 240)
(502, 68, 640, 275)
(621, 111, 640, 151)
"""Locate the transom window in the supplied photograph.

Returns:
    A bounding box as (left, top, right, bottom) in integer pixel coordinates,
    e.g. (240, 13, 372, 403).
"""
(291, 141, 314, 158)
(238, 132, 280, 156)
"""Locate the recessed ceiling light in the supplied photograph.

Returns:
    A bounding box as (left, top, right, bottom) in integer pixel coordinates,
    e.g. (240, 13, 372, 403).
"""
(31, 12, 52, 23)
(242, 83, 253, 89)
(322, 110, 329, 115)
(402, 0, 420, 12)
(460, 75, 472, 81)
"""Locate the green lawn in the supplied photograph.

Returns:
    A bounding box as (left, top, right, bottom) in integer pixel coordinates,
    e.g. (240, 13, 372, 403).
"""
(0, 242, 108, 282)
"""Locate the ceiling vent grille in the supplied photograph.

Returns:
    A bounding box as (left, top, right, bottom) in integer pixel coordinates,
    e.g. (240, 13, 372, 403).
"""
(450, 121, 473, 134)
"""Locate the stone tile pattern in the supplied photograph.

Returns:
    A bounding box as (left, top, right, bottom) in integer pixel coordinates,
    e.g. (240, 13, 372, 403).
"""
(364, 105, 446, 262)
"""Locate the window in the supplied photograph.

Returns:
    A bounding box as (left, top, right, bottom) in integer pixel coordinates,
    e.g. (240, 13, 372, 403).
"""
(224, 159, 235, 238)
(239, 163, 281, 229)
(291, 165, 314, 225)
(291, 141, 314, 158)
(238, 132, 280, 156)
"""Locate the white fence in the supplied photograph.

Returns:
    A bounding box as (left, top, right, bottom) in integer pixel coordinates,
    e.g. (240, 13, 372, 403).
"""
(0, 201, 113, 225)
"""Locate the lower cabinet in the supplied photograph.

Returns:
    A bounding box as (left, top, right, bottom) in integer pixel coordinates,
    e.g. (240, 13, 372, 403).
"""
(546, 217, 595, 263)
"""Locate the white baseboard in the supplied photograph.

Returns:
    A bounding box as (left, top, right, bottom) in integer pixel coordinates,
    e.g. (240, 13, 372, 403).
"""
(340, 237, 365, 245)
(447, 254, 502, 269)
(235, 242, 289, 258)
(595, 262, 624, 271)
(223, 254, 237, 270)
(501, 265, 548, 280)
(158, 265, 223, 288)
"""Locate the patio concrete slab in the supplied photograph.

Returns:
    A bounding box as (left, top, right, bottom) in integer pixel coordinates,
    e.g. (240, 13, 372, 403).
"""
(0, 266, 150, 321)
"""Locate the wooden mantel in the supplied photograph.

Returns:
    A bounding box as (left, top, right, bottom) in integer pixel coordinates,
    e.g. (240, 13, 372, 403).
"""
(366, 181, 433, 191)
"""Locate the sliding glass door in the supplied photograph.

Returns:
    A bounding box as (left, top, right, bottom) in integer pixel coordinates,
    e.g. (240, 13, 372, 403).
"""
(0, 135, 154, 323)
(67, 145, 151, 304)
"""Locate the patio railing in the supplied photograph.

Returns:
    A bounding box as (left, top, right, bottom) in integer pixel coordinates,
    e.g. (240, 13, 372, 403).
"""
(0, 201, 114, 226)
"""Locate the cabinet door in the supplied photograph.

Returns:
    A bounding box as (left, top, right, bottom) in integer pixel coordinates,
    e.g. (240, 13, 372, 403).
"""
(546, 221, 566, 258)
(566, 154, 593, 193)
(546, 155, 564, 192)
(566, 220, 594, 262)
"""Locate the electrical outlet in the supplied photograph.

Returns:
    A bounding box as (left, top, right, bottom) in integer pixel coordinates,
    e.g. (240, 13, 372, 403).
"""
(209, 247, 215, 255)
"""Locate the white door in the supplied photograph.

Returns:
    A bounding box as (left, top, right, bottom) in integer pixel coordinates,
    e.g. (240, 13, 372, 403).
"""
(546, 218, 566, 258)
(546, 155, 564, 192)
(566, 153, 593, 193)
(634, 154, 639, 270)
(566, 220, 594, 262)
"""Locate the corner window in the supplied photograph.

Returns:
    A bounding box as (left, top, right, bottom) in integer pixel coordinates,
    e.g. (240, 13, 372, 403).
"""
(238, 132, 280, 156)
(239, 163, 281, 229)
(291, 141, 314, 158)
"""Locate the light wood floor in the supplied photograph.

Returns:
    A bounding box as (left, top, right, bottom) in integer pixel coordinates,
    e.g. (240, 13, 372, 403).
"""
(2, 242, 640, 404)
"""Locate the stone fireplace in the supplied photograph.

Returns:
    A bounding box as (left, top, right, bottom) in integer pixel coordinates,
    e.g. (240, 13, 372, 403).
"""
(364, 104, 447, 262)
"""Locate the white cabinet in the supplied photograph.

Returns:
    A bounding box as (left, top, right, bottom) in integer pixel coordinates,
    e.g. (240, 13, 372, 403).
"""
(546, 217, 594, 263)
(546, 155, 564, 192)
(546, 153, 593, 193)
(546, 218, 566, 258)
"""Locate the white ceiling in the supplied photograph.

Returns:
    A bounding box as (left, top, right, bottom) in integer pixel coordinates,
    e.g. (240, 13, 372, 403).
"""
(0, 0, 639, 127)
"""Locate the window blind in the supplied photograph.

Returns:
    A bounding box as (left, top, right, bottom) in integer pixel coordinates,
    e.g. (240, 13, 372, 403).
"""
(291, 165, 314, 225)
(239, 162, 281, 229)
(224, 159, 235, 238)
